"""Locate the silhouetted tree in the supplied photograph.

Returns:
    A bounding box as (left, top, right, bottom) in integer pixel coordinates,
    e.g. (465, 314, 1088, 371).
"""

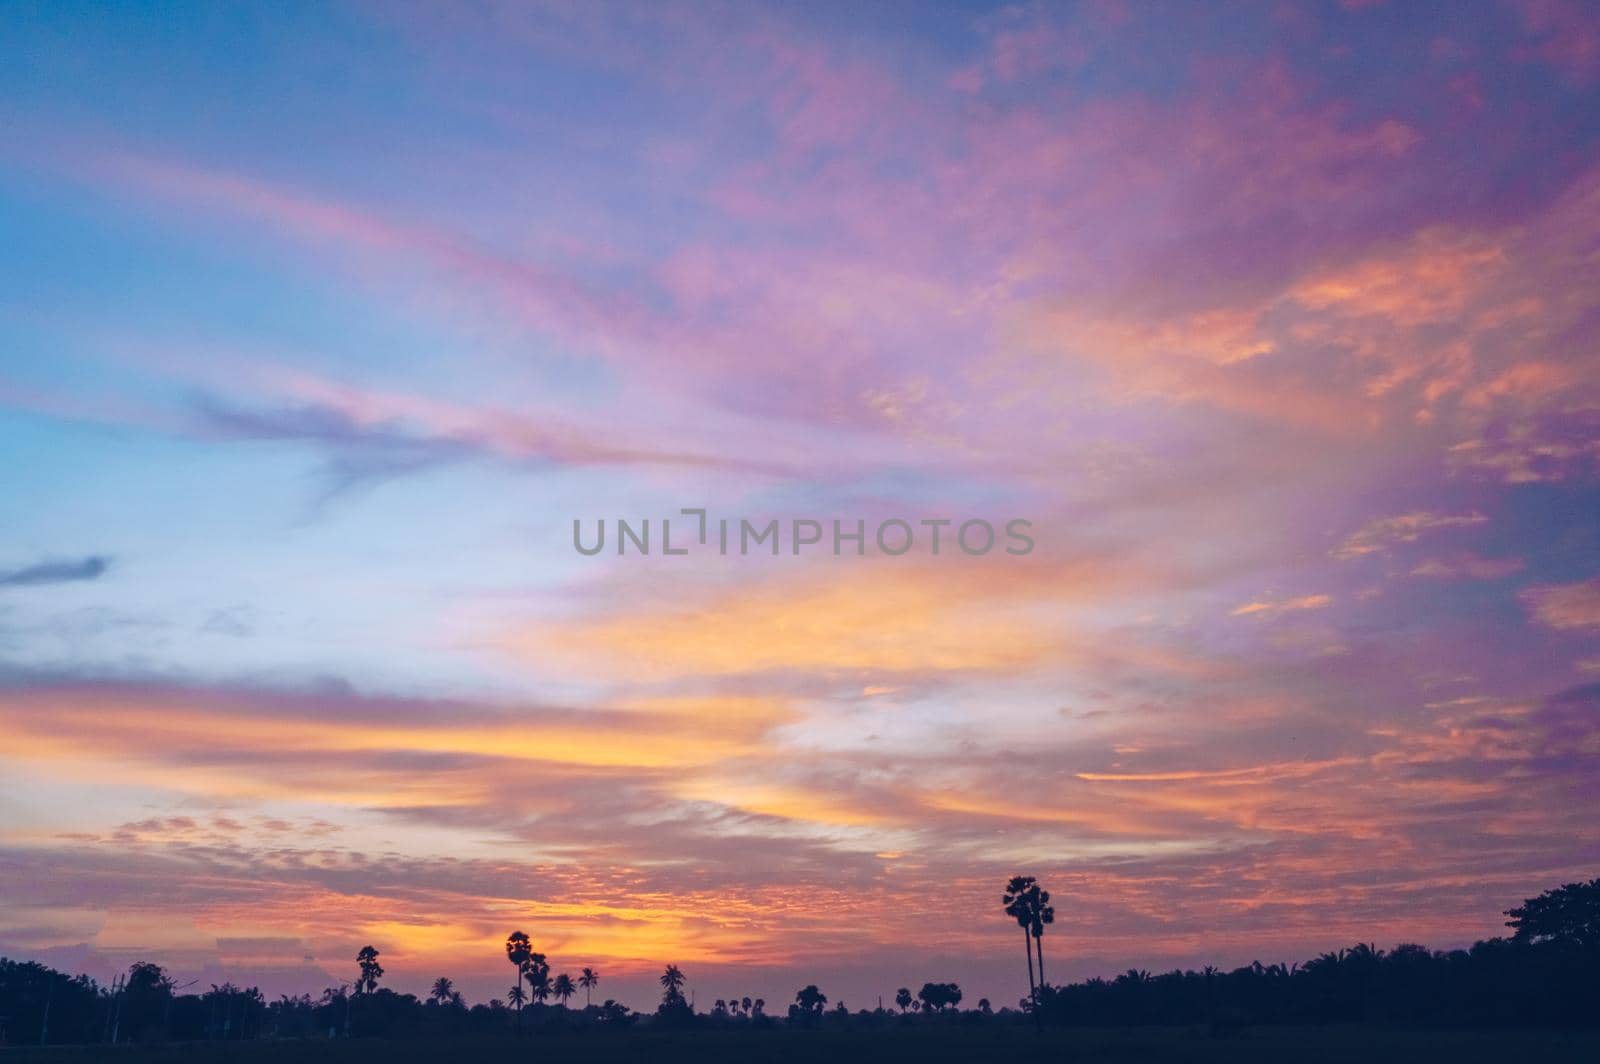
(597, 999, 633, 1026)
(429, 977, 454, 1006)
(553, 973, 575, 1008)
(659, 964, 687, 1005)
(1505, 878, 1600, 949)
(504, 931, 531, 1028)
(917, 982, 962, 1012)
(895, 987, 912, 1013)
(525, 954, 551, 1006)
(793, 984, 827, 1024)
(578, 967, 599, 1008)
(120, 962, 174, 1040)
(1003, 875, 1042, 1013)
(653, 965, 692, 1027)
(1030, 886, 1056, 984)
(355, 947, 383, 994)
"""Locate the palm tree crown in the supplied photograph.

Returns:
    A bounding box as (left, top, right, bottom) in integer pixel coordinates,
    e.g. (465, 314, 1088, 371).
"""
(578, 967, 599, 1008)
(504, 932, 531, 971)
(504, 931, 532, 1024)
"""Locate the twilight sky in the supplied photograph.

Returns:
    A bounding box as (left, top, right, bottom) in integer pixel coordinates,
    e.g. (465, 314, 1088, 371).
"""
(1, 0, 1598, 1011)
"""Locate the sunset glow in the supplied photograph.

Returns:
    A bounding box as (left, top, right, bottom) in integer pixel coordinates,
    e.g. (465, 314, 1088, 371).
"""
(1, 0, 1597, 1012)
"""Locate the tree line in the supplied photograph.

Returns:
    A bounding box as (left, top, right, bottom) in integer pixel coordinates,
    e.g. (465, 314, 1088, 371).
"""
(0, 877, 1594, 1044)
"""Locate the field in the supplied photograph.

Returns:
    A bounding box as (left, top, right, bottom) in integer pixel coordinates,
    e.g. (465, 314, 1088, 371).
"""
(4, 1026, 1598, 1064)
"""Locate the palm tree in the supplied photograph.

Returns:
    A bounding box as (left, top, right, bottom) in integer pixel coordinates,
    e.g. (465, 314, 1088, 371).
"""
(578, 967, 599, 1009)
(741, 995, 752, 1017)
(525, 953, 552, 1006)
(552, 973, 576, 1008)
(429, 977, 454, 1005)
(504, 932, 531, 1028)
(1003, 876, 1039, 1005)
(659, 964, 686, 1005)
(895, 987, 912, 1013)
(506, 984, 526, 1011)
(1030, 886, 1056, 985)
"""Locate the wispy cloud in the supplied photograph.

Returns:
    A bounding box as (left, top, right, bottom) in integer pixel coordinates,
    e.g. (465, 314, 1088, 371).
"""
(0, 556, 112, 589)
(1332, 513, 1488, 560)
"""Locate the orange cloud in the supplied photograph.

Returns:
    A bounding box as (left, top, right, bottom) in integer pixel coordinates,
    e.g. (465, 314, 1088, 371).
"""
(510, 565, 1062, 680)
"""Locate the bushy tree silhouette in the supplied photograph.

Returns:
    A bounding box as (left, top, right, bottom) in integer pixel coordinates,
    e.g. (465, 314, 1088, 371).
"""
(917, 982, 962, 1012)
(792, 984, 827, 1024)
(1505, 878, 1600, 948)
(355, 947, 383, 994)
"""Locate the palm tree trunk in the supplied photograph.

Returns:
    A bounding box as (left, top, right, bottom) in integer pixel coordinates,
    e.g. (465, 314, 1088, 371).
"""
(1023, 927, 1036, 999)
(1024, 927, 1041, 1030)
(1035, 933, 1046, 986)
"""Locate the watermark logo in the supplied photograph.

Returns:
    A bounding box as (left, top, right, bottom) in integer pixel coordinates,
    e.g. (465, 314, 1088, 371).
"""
(573, 510, 1034, 557)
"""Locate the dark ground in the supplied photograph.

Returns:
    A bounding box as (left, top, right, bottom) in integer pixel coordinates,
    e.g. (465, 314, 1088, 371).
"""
(4, 1026, 1599, 1063)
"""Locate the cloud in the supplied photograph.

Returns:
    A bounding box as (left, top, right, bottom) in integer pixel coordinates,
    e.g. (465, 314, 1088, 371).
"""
(1521, 579, 1600, 630)
(1332, 513, 1488, 560)
(1231, 594, 1333, 617)
(1409, 554, 1525, 580)
(0, 556, 112, 588)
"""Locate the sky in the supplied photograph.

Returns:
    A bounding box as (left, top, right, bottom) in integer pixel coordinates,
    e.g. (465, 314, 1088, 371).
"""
(1, 0, 1598, 1012)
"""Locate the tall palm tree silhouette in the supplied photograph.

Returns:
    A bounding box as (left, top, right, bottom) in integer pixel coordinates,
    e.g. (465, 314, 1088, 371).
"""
(525, 953, 552, 1005)
(1003, 876, 1040, 1005)
(428, 977, 454, 1005)
(552, 973, 575, 1008)
(578, 967, 598, 1009)
(660, 964, 686, 1004)
(1030, 886, 1056, 984)
(504, 931, 531, 1029)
